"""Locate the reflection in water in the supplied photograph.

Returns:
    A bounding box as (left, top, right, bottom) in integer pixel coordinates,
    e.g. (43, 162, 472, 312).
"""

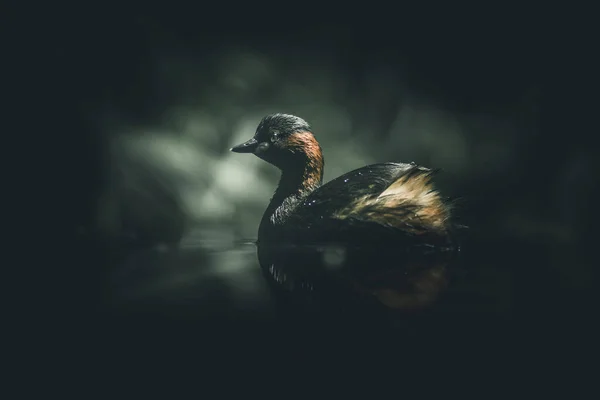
(109, 237, 459, 325)
(258, 241, 457, 314)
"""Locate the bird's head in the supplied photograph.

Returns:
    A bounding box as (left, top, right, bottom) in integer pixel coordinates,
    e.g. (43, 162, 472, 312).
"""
(230, 113, 323, 174)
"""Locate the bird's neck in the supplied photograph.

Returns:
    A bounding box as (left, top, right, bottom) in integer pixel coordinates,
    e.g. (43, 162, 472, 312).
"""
(276, 165, 323, 201)
(263, 156, 324, 224)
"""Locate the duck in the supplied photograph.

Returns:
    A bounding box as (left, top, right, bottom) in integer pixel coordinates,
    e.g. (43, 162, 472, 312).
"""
(231, 113, 458, 311)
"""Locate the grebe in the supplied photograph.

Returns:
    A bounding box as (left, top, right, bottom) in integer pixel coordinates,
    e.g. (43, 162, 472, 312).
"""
(231, 113, 457, 310)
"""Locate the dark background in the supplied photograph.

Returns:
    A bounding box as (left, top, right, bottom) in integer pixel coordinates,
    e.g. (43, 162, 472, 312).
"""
(28, 7, 593, 361)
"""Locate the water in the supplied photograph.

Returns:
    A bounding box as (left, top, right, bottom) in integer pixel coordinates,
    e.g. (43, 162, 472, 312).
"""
(106, 234, 489, 338)
(95, 225, 592, 356)
(109, 240, 274, 319)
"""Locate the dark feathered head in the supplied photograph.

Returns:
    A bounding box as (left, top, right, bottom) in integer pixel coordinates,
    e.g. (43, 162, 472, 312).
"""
(230, 114, 323, 174)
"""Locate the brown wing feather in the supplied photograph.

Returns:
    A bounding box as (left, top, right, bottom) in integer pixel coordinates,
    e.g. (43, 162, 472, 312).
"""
(332, 168, 450, 234)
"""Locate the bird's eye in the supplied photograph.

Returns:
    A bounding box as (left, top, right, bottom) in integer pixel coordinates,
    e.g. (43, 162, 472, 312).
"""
(271, 132, 280, 143)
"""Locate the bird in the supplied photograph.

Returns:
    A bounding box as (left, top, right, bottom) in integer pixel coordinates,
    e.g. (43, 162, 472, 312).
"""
(231, 113, 459, 311)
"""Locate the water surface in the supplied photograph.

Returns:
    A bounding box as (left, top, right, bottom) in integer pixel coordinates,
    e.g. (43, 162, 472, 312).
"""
(105, 228, 513, 339)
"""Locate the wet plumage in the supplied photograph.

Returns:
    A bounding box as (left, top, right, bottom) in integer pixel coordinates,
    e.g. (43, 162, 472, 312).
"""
(276, 162, 452, 246)
(232, 113, 454, 248)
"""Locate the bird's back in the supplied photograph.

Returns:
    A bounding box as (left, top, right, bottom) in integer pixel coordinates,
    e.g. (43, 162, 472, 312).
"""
(265, 162, 454, 248)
